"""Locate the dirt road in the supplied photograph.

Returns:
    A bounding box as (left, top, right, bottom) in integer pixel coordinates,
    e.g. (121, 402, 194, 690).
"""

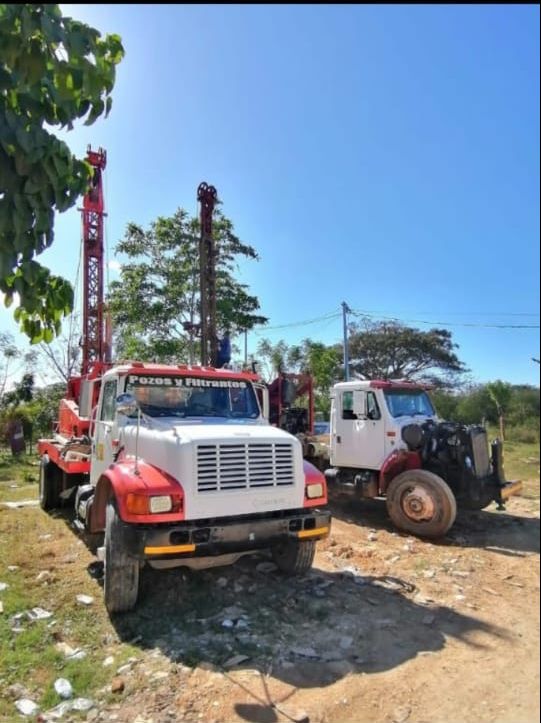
(1, 490, 539, 723)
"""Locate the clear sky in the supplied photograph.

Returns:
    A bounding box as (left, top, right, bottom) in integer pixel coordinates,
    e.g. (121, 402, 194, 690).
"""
(2, 4, 540, 385)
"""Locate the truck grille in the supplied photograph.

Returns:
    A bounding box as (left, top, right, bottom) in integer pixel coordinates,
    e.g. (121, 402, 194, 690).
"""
(196, 443, 295, 492)
(470, 429, 491, 478)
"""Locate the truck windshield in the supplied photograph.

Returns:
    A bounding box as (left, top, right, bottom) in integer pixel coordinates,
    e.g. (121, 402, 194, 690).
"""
(125, 375, 260, 419)
(383, 390, 435, 418)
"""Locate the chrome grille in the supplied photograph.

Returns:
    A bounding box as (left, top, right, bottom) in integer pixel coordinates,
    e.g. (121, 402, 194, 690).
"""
(197, 443, 295, 492)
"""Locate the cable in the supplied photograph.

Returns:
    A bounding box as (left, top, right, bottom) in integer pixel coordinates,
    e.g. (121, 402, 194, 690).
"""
(254, 309, 341, 331)
(350, 308, 540, 330)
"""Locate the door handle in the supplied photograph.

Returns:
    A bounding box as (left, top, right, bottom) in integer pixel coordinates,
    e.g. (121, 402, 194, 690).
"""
(337, 435, 341, 443)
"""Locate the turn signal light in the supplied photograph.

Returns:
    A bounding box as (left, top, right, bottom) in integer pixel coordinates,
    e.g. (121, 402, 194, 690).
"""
(126, 493, 149, 515)
(126, 493, 183, 515)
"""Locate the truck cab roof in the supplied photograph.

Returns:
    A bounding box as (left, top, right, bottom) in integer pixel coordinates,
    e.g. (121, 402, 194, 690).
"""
(105, 362, 260, 383)
(333, 379, 433, 391)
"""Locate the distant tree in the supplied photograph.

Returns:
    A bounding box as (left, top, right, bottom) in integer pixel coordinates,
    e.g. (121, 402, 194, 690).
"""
(430, 388, 460, 421)
(37, 313, 81, 383)
(0, 4, 124, 342)
(256, 337, 341, 417)
(0, 331, 36, 398)
(487, 380, 513, 441)
(108, 208, 267, 364)
(348, 319, 467, 385)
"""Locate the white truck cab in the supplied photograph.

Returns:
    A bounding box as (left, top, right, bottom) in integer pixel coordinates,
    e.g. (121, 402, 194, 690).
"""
(330, 380, 437, 471)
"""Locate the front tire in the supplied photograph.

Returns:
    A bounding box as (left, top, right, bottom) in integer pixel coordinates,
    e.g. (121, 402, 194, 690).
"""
(104, 501, 140, 613)
(386, 469, 457, 538)
(39, 457, 60, 511)
(271, 539, 316, 575)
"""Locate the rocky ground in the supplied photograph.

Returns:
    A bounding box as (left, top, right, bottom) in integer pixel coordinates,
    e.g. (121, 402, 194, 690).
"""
(1, 486, 539, 723)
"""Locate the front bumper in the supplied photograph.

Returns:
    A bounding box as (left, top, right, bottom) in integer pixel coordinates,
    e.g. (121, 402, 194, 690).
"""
(119, 508, 331, 561)
(499, 480, 523, 502)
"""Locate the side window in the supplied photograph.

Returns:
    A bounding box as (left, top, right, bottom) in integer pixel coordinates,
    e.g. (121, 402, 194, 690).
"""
(367, 392, 381, 420)
(100, 380, 117, 422)
(342, 391, 356, 420)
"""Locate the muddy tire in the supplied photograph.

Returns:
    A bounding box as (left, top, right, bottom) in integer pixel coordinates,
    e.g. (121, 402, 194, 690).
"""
(39, 457, 60, 511)
(104, 501, 139, 613)
(271, 539, 316, 575)
(386, 469, 457, 538)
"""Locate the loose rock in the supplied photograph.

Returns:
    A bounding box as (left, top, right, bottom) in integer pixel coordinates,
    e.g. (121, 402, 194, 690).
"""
(15, 698, 40, 716)
(76, 594, 94, 606)
(54, 678, 73, 699)
(111, 677, 125, 693)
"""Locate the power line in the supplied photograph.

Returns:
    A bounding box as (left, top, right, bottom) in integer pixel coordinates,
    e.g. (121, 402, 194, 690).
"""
(255, 310, 341, 331)
(350, 309, 540, 330)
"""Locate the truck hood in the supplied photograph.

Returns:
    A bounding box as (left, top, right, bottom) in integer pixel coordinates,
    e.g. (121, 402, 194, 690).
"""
(120, 420, 306, 519)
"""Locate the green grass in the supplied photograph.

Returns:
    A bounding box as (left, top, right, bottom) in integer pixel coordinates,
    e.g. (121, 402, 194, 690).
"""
(0, 450, 39, 504)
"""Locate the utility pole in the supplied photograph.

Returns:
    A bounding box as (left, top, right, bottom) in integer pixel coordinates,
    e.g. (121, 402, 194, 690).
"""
(244, 329, 248, 366)
(342, 301, 351, 381)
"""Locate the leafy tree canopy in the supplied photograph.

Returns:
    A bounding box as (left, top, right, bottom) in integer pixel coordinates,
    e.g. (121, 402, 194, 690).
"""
(348, 319, 467, 386)
(0, 4, 124, 343)
(108, 208, 268, 364)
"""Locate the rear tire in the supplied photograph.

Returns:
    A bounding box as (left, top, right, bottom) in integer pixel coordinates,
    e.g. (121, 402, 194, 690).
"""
(104, 501, 140, 613)
(386, 469, 457, 538)
(39, 457, 60, 511)
(271, 539, 316, 575)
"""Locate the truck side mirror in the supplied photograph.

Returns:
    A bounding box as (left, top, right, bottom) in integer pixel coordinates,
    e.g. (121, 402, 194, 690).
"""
(353, 391, 367, 418)
(116, 393, 138, 417)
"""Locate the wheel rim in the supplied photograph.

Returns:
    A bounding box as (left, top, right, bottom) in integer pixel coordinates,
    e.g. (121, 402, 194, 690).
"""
(400, 484, 436, 522)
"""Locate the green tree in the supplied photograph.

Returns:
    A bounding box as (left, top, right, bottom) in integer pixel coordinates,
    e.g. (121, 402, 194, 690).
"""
(348, 319, 467, 385)
(0, 331, 36, 398)
(256, 337, 341, 418)
(0, 4, 124, 342)
(487, 380, 513, 441)
(108, 208, 268, 364)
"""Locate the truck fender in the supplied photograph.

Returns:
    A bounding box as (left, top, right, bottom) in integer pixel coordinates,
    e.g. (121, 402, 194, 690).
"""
(89, 460, 185, 532)
(303, 459, 328, 507)
(379, 449, 421, 494)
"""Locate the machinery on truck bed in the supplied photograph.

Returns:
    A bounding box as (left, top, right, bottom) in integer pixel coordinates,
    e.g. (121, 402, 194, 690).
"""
(38, 148, 330, 613)
(324, 379, 522, 538)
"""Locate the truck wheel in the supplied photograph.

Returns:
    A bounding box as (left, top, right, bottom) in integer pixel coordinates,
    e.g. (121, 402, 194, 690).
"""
(39, 457, 60, 511)
(104, 501, 139, 613)
(271, 539, 316, 575)
(386, 469, 457, 538)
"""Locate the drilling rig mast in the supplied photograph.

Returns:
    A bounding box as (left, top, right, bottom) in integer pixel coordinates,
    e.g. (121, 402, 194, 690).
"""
(81, 145, 110, 376)
(198, 182, 218, 367)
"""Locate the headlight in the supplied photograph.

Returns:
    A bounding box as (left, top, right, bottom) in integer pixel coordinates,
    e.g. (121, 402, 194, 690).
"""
(306, 483, 324, 499)
(149, 495, 173, 513)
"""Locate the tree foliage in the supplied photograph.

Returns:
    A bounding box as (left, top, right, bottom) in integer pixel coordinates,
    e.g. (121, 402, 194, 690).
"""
(348, 319, 467, 385)
(0, 331, 36, 397)
(37, 312, 81, 383)
(0, 4, 124, 342)
(108, 208, 268, 364)
(256, 337, 341, 417)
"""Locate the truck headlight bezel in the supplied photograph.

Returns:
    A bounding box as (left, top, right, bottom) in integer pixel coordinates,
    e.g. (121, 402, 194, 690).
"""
(306, 482, 324, 499)
(149, 495, 173, 513)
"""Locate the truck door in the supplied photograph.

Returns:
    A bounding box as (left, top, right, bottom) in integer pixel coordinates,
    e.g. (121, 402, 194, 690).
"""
(332, 390, 385, 470)
(90, 377, 118, 485)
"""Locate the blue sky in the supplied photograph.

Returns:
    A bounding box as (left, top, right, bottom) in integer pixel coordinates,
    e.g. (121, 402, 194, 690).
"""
(2, 4, 540, 385)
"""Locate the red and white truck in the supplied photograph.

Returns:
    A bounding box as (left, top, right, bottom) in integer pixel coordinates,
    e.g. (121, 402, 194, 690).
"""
(37, 149, 330, 612)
